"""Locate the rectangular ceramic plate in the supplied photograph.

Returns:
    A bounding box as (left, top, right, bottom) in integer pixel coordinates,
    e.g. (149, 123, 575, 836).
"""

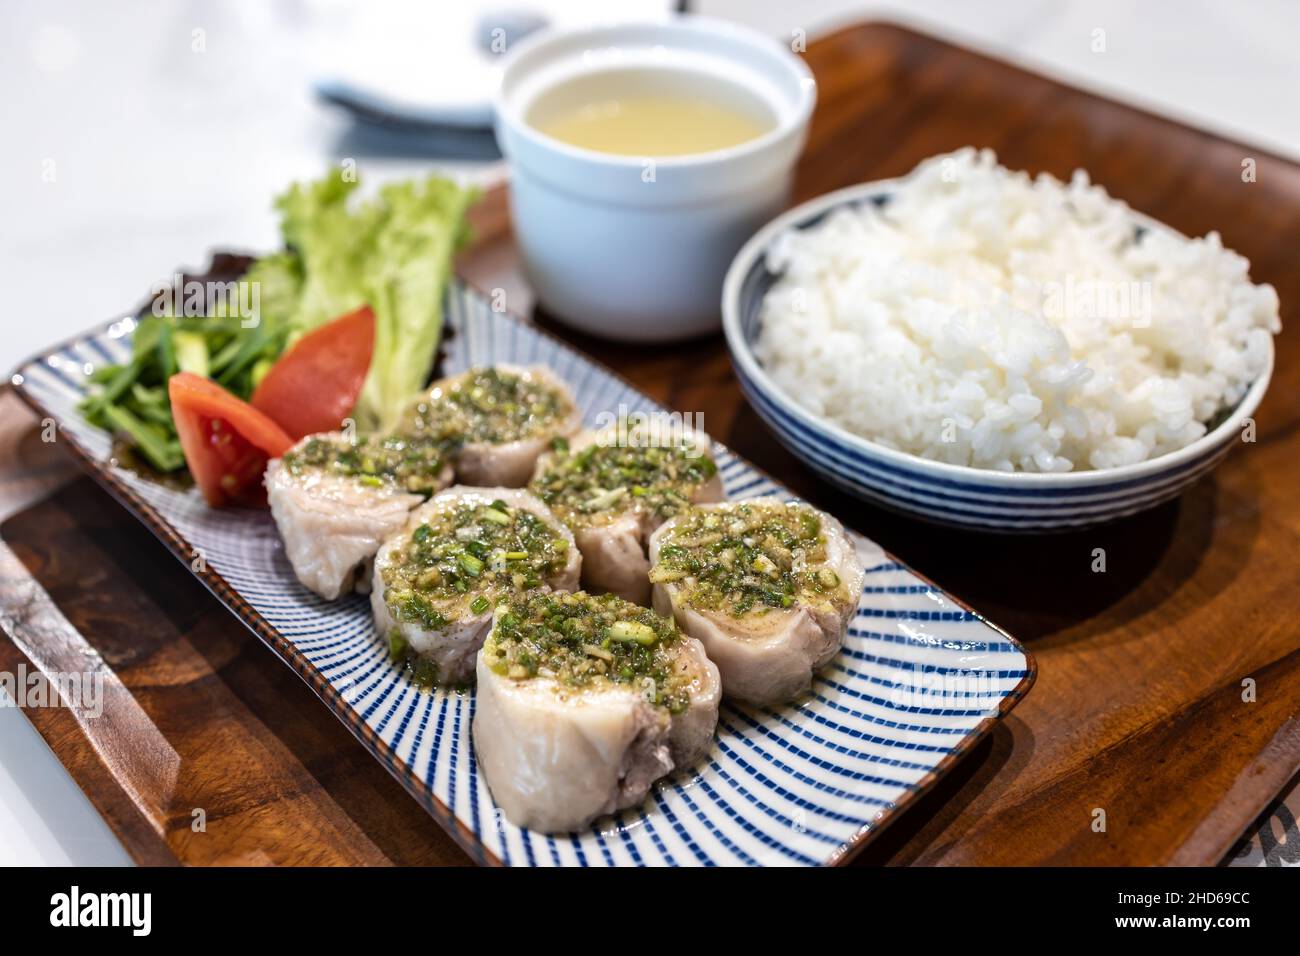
(11, 276, 1035, 866)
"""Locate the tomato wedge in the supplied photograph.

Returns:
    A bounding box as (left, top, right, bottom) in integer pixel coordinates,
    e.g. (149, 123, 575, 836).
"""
(251, 305, 375, 440)
(169, 372, 294, 507)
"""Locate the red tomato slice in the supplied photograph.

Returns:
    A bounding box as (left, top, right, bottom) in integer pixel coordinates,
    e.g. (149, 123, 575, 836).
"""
(169, 372, 294, 507)
(251, 305, 375, 440)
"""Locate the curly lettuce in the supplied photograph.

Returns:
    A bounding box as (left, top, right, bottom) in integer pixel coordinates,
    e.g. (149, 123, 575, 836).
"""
(272, 172, 477, 430)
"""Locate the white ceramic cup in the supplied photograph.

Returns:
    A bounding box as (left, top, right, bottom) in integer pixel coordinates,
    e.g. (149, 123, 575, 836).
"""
(494, 16, 815, 342)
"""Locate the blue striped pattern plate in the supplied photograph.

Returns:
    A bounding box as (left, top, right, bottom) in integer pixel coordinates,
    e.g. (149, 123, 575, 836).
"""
(722, 182, 1274, 532)
(11, 278, 1035, 866)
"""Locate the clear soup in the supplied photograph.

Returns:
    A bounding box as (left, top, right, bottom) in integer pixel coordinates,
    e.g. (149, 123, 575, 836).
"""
(527, 68, 777, 157)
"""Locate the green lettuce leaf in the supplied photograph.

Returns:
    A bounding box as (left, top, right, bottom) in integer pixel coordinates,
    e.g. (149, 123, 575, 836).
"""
(271, 173, 476, 430)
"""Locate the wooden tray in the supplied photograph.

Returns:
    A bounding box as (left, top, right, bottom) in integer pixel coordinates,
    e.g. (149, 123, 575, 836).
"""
(3, 21, 1298, 866)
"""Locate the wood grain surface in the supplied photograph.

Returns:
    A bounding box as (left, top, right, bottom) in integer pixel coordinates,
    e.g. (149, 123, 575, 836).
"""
(2, 22, 1298, 866)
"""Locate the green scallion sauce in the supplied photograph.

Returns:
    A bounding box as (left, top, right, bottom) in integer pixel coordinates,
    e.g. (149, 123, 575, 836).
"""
(380, 499, 570, 627)
(648, 502, 847, 616)
(282, 432, 452, 496)
(483, 591, 694, 713)
(406, 367, 574, 445)
(531, 438, 718, 528)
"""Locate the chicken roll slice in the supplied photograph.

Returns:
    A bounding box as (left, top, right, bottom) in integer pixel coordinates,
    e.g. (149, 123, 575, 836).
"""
(407, 365, 581, 488)
(373, 487, 579, 687)
(473, 590, 720, 832)
(529, 423, 723, 605)
(267, 431, 454, 599)
(648, 499, 864, 706)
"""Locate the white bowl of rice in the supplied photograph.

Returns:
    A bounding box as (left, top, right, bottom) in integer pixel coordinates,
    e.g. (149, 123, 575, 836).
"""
(722, 149, 1280, 531)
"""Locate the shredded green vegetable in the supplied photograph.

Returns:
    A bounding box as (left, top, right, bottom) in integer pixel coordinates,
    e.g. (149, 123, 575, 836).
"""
(80, 309, 288, 472)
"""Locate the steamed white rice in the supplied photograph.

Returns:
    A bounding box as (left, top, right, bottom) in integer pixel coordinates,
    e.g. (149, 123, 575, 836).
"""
(753, 148, 1281, 472)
